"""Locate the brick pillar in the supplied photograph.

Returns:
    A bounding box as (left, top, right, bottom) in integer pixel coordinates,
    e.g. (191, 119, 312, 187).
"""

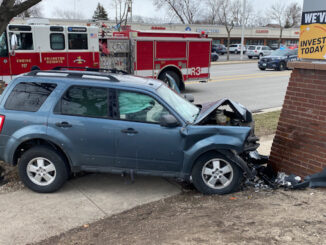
(269, 61, 326, 177)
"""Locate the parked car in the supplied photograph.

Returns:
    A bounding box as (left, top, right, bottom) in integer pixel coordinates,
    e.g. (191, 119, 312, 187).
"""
(211, 52, 219, 62)
(258, 49, 298, 71)
(228, 44, 246, 54)
(212, 44, 227, 55)
(0, 69, 263, 195)
(247, 45, 272, 59)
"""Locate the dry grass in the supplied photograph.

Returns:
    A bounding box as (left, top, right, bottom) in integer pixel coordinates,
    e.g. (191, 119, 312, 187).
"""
(254, 110, 281, 137)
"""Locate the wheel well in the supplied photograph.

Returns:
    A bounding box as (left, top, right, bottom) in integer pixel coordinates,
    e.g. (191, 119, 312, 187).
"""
(158, 66, 184, 84)
(13, 139, 71, 172)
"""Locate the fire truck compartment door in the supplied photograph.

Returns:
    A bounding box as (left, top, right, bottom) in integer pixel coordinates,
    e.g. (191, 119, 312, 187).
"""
(0, 33, 10, 81)
(188, 41, 210, 79)
(135, 41, 154, 77)
(155, 41, 186, 59)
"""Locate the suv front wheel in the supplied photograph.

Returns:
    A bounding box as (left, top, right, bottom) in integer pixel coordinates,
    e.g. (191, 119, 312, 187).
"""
(18, 146, 68, 193)
(191, 153, 243, 195)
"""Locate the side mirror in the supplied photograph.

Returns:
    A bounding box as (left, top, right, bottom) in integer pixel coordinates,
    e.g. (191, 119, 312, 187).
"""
(10, 33, 17, 55)
(183, 94, 194, 103)
(160, 114, 179, 128)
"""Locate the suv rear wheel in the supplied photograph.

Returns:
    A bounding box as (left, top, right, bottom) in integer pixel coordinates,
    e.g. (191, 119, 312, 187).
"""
(18, 146, 68, 193)
(191, 153, 243, 195)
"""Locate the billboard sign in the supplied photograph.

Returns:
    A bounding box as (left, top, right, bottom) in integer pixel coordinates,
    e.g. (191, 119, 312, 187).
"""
(299, 0, 326, 59)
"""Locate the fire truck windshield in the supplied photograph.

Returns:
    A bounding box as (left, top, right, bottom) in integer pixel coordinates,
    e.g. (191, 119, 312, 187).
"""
(0, 32, 8, 57)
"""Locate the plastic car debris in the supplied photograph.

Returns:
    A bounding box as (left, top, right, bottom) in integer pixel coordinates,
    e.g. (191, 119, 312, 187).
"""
(302, 167, 326, 189)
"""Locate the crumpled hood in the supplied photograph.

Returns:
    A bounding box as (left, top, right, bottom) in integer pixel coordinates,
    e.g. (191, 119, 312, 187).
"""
(194, 98, 249, 124)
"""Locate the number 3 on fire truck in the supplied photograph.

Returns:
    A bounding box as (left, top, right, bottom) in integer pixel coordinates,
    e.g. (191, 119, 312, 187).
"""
(191, 67, 201, 76)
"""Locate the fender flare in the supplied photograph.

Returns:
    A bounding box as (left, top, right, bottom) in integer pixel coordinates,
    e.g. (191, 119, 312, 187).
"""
(157, 65, 184, 83)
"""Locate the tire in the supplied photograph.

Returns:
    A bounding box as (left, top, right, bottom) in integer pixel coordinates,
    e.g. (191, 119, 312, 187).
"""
(259, 67, 266, 71)
(248, 56, 252, 59)
(235, 50, 239, 54)
(212, 56, 218, 62)
(159, 70, 183, 91)
(191, 152, 243, 195)
(18, 146, 68, 193)
(277, 62, 285, 71)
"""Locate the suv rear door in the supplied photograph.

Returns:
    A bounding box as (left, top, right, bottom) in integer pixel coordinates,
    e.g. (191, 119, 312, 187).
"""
(47, 84, 117, 168)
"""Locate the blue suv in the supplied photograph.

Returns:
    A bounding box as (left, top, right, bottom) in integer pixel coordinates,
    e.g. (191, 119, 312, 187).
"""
(0, 69, 261, 195)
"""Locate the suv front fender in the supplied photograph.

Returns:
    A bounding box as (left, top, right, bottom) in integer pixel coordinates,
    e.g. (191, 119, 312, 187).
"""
(181, 126, 251, 175)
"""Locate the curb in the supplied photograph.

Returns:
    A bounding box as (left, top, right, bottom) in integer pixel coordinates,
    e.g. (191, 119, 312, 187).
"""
(211, 60, 258, 65)
(253, 107, 282, 114)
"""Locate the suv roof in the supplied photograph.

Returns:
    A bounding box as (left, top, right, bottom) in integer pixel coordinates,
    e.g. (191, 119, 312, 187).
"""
(21, 69, 163, 90)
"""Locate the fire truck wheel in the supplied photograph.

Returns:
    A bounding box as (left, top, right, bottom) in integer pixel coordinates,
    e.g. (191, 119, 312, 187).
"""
(159, 70, 182, 91)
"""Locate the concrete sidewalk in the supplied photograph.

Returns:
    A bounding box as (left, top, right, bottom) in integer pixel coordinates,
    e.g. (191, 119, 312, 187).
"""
(0, 175, 180, 245)
(0, 137, 274, 245)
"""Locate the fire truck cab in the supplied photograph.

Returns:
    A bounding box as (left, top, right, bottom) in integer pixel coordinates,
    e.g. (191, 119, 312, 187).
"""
(0, 24, 99, 83)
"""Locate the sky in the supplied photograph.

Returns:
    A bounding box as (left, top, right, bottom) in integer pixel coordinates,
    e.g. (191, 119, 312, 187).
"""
(39, 0, 304, 21)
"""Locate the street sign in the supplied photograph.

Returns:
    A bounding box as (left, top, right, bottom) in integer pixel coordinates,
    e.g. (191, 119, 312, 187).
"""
(299, 0, 326, 59)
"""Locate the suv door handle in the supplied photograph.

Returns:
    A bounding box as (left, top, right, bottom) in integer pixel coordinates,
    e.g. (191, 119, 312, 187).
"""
(121, 128, 138, 134)
(55, 121, 72, 128)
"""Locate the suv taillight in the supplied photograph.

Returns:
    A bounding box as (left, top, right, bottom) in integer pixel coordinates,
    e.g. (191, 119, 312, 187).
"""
(0, 115, 5, 133)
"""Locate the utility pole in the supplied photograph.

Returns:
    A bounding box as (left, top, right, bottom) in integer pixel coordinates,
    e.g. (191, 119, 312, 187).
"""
(129, 0, 133, 23)
(240, 0, 246, 60)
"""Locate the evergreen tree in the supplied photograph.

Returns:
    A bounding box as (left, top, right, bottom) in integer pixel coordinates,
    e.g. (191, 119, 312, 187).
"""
(92, 3, 108, 20)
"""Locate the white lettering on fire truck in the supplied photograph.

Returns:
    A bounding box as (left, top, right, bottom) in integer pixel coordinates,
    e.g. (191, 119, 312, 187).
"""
(44, 57, 65, 64)
(191, 67, 201, 76)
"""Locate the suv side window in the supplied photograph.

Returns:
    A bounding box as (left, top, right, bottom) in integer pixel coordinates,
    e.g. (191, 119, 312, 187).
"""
(117, 90, 169, 123)
(5, 82, 57, 112)
(56, 86, 109, 118)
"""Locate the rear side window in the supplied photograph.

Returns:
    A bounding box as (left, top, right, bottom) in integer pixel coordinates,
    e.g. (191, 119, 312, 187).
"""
(50, 33, 65, 50)
(5, 82, 57, 112)
(68, 34, 88, 50)
(56, 86, 109, 118)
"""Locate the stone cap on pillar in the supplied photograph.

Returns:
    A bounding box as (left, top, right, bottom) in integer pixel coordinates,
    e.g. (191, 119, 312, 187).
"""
(288, 61, 326, 71)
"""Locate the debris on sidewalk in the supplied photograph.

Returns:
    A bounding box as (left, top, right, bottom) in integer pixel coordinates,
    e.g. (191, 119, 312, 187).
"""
(245, 152, 326, 191)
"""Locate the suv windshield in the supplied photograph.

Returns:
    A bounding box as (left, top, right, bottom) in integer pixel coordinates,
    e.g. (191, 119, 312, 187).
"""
(157, 85, 200, 123)
(248, 46, 255, 50)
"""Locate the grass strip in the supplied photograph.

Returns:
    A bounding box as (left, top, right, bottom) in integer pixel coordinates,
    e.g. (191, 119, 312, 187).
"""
(253, 110, 281, 137)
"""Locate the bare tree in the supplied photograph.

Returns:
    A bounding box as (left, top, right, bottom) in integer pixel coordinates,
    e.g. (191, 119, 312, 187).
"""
(112, 0, 131, 30)
(270, 1, 302, 48)
(0, 0, 42, 35)
(270, 2, 286, 48)
(285, 2, 302, 28)
(153, 0, 201, 24)
(52, 8, 85, 19)
(16, 0, 42, 17)
(206, 0, 245, 60)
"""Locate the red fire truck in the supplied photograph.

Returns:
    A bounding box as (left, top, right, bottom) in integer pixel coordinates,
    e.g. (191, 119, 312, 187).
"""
(0, 23, 211, 90)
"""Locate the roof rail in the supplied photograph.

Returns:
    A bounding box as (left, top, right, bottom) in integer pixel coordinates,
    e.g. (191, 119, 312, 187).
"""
(25, 70, 120, 82)
(52, 66, 129, 75)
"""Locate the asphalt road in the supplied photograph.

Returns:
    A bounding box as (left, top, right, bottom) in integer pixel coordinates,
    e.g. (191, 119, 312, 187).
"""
(183, 62, 292, 111)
